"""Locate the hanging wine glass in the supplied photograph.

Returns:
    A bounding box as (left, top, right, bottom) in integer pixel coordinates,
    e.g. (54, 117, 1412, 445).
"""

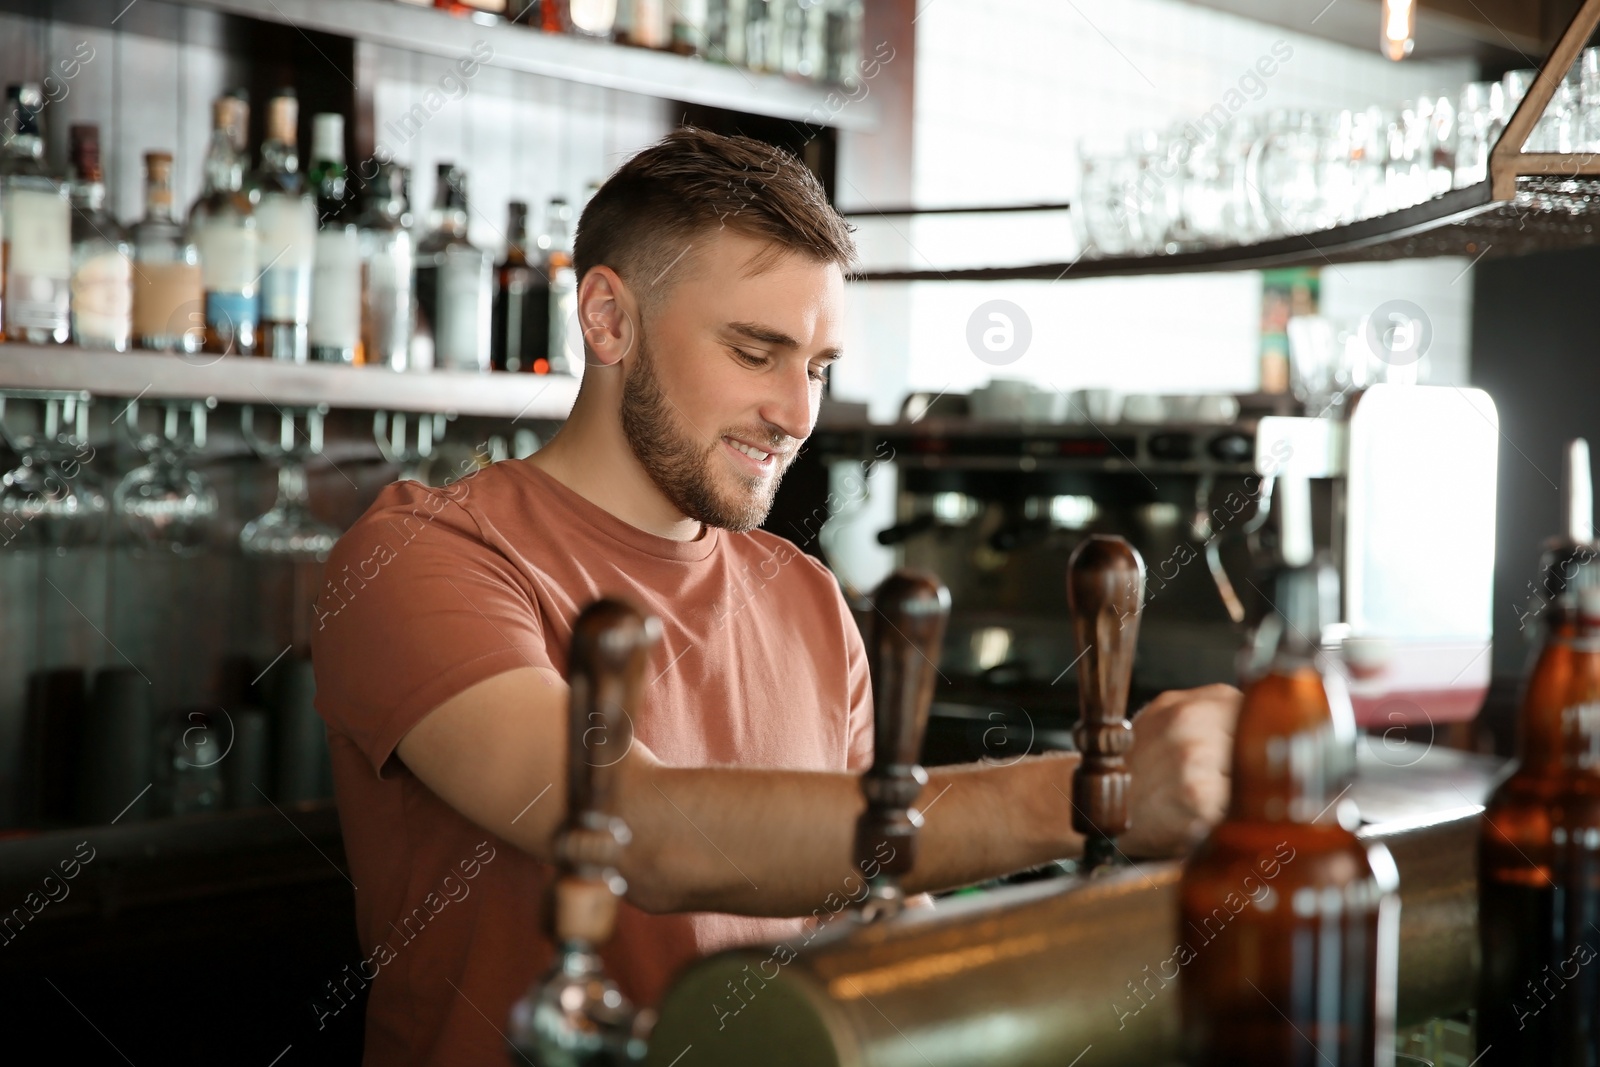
(0, 390, 109, 550)
(113, 397, 219, 555)
(239, 404, 339, 561)
(373, 410, 453, 483)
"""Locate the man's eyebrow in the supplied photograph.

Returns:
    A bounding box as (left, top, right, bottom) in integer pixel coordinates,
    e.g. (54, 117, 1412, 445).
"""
(725, 321, 842, 361)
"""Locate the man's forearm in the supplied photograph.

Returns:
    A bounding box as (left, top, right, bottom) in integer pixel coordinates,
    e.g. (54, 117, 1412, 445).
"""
(618, 751, 1084, 917)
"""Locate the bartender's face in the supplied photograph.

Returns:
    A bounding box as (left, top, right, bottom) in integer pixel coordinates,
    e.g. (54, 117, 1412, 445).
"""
(620, 230, 845, 533)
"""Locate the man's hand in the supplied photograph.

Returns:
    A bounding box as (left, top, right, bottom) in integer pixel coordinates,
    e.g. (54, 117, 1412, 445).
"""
(1118, 683, 1241, 858)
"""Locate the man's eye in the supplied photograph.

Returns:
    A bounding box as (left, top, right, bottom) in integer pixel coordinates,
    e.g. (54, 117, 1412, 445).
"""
(730, 346, 767, 368)
(808, 365, 829, 383)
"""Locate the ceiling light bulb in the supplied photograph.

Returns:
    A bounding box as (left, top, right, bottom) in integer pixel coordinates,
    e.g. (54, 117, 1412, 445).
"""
(1382, 0, 1416, 61)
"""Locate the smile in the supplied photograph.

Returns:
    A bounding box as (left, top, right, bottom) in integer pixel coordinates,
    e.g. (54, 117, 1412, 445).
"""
(722, 435, 777, 473)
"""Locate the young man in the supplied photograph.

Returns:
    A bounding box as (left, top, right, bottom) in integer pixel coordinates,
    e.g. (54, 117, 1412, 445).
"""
(312, 127, 1240, 1066)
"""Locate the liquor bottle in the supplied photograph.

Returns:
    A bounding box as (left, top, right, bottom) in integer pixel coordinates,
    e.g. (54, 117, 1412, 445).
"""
(540, 196, 578, 375)
(307, 113, 362, 364)
(706, 0, 747, 65)
(779, 0, 825, 77)
(414, 164, 491, 372)
(614, 0, 669, 47)
(669, 0, 708, 54)
(1179, 475, 1400, 1067)
(491, 201, 548, 373)
(130, 151, 204, 353)
(356, 162, 415, 371)
(1478, 439, 1600, 1064)
(743, 0, 782, 72)
(435, 0, 508, 16)
(0, 83, 72, 344)
(188, 91, 258, 356)
(551, 0, 620, 36)
(822, 0, 863, 85)
(253, 89, 317, 363)
(67, 124, 132, 351)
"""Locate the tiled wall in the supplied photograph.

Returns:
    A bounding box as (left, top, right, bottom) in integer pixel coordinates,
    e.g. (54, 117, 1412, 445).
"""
(830, 0, 1480, 419)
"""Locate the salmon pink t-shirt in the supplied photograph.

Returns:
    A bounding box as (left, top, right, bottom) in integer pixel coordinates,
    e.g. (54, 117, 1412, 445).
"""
(310, 458, 872, 1067)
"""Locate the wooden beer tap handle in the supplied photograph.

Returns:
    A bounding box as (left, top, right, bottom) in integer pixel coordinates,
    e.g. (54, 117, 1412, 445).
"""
(855, 570, 951, 919)
(511, 598, 658, 1064)
(1066, 535, 1146, 870)
(553, 598, 659, 945)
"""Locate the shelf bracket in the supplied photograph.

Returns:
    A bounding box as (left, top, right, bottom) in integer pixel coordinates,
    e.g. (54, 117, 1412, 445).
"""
(1488, 0, 1600, 200)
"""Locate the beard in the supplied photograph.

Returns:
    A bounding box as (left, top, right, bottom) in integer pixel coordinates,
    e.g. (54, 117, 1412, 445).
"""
(619, 328, 796, 534)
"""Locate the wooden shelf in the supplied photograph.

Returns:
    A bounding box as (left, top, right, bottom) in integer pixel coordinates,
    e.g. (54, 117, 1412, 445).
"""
(163, 0, 879, 131)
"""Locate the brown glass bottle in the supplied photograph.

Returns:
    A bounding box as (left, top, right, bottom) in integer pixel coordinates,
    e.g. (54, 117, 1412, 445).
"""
(490, 201, 549, 373)
(1478, 441, 1600, 1065)
(1180, 552, 1400, 1067)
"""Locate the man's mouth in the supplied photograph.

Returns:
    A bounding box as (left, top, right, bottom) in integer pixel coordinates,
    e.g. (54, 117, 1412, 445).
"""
(722, 435, 779, 474)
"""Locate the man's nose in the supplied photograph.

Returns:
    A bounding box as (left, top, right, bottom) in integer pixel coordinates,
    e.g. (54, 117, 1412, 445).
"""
(759, 360, 815, 444)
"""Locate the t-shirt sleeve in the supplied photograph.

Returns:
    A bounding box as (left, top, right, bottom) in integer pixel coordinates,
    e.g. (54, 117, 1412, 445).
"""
(837, 582, 875, 773)
(310, 480, 555, 778)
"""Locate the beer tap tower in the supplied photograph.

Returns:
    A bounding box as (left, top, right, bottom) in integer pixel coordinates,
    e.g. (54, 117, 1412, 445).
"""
(1066, 535, 1146, 871)
(854, 570, 951, 921)
(508, 599, 658, 1066)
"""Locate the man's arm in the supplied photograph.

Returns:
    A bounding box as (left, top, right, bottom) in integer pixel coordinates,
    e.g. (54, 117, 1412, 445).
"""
(396, 668, 1238, 917)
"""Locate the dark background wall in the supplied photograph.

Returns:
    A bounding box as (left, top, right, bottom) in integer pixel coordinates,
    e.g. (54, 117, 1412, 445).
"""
(1470, 244, 1600, 687)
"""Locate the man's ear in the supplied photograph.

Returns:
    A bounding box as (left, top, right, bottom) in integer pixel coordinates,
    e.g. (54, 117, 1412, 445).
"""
(575, 266, 637, 369)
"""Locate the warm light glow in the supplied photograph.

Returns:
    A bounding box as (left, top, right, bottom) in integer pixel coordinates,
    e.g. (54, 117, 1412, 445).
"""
(1381, 0, 1416, 60)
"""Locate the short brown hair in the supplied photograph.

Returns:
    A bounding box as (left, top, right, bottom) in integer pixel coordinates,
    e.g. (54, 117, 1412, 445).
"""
(574, 126, 856, 312)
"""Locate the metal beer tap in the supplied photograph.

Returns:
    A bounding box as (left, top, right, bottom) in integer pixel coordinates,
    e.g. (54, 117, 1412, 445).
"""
(1066, 535, 1146, 872)
(508, 599, 659, 1066)
(854, 570, 951, 922)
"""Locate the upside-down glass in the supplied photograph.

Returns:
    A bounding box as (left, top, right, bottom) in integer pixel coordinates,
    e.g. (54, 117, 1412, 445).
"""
(1250, 111, 1327, 235)
(1124, 129, 1176, 254)
(113, 398, 218, 555)
(1076, 145, 1136, 257)
(238, 404, 339, 561)
(1385, 101, 1431, 211)
(1582, 47, 1600, 151)
(0, 392, 108, 550)
(1454, 82, 1502, 188)
(1499, 69, 1536, 152)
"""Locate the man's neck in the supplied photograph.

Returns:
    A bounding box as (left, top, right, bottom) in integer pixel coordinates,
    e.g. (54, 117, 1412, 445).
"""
(523, 393, 706, 543)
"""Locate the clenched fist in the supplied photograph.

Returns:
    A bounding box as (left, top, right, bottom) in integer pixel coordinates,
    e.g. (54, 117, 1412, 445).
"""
(1117, 683, 1241, 858)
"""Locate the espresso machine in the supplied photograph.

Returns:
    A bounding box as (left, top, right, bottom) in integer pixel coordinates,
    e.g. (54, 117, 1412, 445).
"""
(807, 382, 1500, 757)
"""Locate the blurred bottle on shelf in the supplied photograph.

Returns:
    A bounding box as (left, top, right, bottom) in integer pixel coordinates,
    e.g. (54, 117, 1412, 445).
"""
(743, 0, 782, 72)
(706, 0, 748, 64)
(561, 0, 620, 36)
(1, 83, 72, 345)
(67, 124, 132, 352)
(614, 0, 669, 47)
(166, 707, 225, 815)
(416, 163, 491, 372)
(253, 89, 317, 363)
(822, 0, 863, 84)
(356, 162, 416, 370)
(1179, 475, 1400, 1067)
(189, 90, 259, 356)
(436, 0, 508, 16)
(131, 151, 204, 354)
(1478, 439, 1600, 1064)
(780, 0, 826, 77)
(540, 195, 578, 375)
(669, 0, 708, 54)
(492, 200, 549, 373)
(308, 113, 362, 365)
